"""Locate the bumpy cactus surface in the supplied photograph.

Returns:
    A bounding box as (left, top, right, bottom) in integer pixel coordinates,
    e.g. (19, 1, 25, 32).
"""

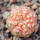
(6, 6, 39, 37)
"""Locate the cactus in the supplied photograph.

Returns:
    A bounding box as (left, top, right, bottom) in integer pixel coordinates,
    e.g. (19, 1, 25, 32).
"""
(6, 6, 39, 37)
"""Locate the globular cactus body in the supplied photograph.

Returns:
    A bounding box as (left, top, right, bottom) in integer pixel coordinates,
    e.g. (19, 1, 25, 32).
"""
(6, 6, 39, 37)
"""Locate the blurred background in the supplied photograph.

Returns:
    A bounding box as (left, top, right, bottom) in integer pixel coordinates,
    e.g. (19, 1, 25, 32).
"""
(0, 0, 40, 40)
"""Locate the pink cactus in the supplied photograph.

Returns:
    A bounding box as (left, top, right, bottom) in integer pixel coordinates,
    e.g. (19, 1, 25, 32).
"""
(6, 6, 39, 37)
